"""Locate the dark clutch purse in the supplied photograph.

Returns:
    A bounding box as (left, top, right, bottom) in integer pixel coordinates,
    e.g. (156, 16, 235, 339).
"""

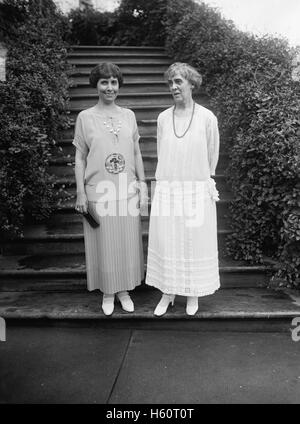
(81, 203, 100, 228)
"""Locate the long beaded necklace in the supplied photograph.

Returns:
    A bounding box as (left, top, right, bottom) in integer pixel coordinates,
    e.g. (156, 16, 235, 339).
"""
(103, 116, 122, 144)
(172, 101, 195, 139)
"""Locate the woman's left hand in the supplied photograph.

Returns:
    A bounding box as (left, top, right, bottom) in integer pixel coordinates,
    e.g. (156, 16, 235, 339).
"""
(208, 178, 220, 202)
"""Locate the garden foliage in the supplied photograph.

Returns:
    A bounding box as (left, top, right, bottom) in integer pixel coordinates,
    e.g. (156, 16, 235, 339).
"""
(0, 0, 70, 237)
(164, 0, 300, 285)
(67, 0, 166, 46)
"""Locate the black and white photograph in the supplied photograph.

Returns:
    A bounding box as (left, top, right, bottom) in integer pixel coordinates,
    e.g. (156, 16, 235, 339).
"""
(0, 0, 299, 406)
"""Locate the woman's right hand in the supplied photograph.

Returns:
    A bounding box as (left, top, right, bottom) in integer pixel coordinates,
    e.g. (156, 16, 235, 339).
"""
(75, 192, 88, 214)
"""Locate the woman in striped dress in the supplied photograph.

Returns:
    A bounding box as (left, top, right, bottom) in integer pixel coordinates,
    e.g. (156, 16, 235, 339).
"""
(73, 62, 148, 316)
(146, 62, 220, 316)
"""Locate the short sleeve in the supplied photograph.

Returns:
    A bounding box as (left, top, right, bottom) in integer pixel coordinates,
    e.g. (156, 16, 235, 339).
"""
(207, 114, 220, 176)
(72, 113, 88, 155)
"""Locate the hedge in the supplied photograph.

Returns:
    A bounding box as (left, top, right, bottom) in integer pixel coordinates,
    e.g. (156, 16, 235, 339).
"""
(67, 0, 166, 46)
(0, 0, 71, 237)
(164, 0, 300, 286)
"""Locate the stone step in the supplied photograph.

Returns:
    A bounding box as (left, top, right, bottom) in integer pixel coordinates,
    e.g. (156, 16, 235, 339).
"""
(69, 50, 168, 56)
(69, 92, 208, 108)
(0, 254, 271, 291)
(51, 175, 231, 203)
(63, 106, 221, 138)
(53, 141, 229, 173)
(1, 288, 298, 332)
(69, 92, 175, 108)
(54, 197, 231, 230)
(1, 226, 231, 256)
(50, 178, 232, 226)
(68, 56, 171, 65)
(57, 135, 159, 155)
(62, 119, 159, 139)
(70, 45, 166, 54)
(49, 154, 226, 178)
(33, 193, 232, 233)
(48, 210, 231, 236)
(68, 53, 171, 65)
(69, 104, 209, 121)
(72, 63, 170, 74)
(70, 71, 169, 84)
(49, 163, 164, 178)
(69, 81, 170, 95)
(57, 133, 225, 150)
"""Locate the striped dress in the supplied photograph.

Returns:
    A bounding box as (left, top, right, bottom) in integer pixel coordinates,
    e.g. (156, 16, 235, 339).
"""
(73, 106, 144, 294)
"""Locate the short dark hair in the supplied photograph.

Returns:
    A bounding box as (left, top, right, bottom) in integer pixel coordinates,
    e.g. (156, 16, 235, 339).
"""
(89, 62, 123, 88)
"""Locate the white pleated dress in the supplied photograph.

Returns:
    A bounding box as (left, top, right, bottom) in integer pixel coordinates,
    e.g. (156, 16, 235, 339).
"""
(146, 103, 220, 297)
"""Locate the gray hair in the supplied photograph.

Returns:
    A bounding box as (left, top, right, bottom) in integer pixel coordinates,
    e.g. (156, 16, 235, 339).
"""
(164, 62, 203, 90)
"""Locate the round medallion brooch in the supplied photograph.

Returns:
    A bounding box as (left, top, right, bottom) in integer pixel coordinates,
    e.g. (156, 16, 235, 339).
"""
(105, 153, 125, 174)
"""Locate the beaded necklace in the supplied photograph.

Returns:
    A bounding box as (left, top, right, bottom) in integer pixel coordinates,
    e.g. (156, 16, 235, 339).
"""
(103, 116, 122, 144)
(172, 101, 195, 139)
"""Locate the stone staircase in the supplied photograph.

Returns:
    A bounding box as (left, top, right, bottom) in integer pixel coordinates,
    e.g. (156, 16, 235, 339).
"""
(1, 45, 298, 329)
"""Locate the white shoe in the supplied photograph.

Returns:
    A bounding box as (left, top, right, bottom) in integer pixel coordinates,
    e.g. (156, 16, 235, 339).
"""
(186, 296, 198, 316)
(117, 291, 134, 313)
(154, 294, 175, 317)
(102, 294, 115, 316)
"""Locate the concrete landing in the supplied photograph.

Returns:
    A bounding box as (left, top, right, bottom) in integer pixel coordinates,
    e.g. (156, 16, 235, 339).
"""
(1, 327, 300, 404)
(0, 287, 300, 331)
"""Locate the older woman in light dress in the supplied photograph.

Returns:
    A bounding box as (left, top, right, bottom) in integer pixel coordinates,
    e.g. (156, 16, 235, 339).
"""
(146, 62, 220, 316)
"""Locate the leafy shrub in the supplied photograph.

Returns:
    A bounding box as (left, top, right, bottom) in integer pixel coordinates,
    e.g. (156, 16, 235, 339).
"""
(164, 0, 300, 285)
(0, 0, 71, 237)
(111, 0, 167, 46)
(67, 6, 115, 46)
(67, 0, 166, 46)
